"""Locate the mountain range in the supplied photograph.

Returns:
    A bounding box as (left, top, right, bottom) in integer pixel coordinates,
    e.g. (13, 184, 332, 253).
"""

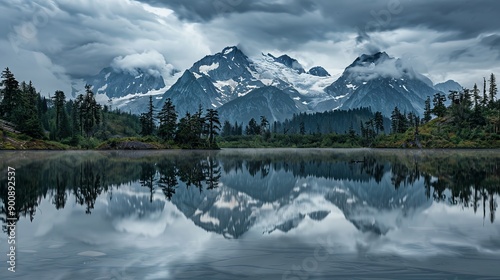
(77, 46, 463, 123)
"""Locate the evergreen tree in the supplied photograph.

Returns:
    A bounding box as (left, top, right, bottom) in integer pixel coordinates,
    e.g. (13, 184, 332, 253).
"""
(140, 96, 155, 136)
(71, 98, 81, 136)
(176, 112, 200, 147)
(448, 90, 459, 106)
(374, 111, 384, 134)
(52, 90, 68, 139)
(192, 105, 206, 141)
(0, 67, 20, 121)
(81, 85, 101, 137)
(489, 73, 497, 107)
(175, 112, 191, 145)
(391, 106, 401, 133)
(397, 111, 409, 133)
(472, 83, 480, 108)
(52, 90, 65, 130)
(432, 93, 447, 117)
(205, 109, 220, 148)
(59, 109, 72, 139)
(482, 77, 488, 107)
(15, 81, 43, 137)
(423, 96, 432, 123)
(245, 118, 260, 135)
(157, 98, 177, 141)
(299, 121, 305, 135)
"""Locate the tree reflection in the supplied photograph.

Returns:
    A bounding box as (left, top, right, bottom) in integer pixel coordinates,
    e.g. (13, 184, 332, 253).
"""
(73, 161, 103, 214)
(204, 157, 221, 190)
(0, 150, 498, 233)
(53, 174, 68, 209)
(157, 160, 177, 201)
(140, 162, 157, 203)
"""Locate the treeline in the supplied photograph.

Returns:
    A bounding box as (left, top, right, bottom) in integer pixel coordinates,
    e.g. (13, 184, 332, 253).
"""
(382, 73, 500, 147)
(138, 97, 221, 148)
(0, 67, 143, 148)
(219, 108, 389, 147)
(221, 107, 389, 136)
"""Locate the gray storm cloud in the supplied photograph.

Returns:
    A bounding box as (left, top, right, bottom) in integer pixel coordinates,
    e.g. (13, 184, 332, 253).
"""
(0, 0, 500, 94)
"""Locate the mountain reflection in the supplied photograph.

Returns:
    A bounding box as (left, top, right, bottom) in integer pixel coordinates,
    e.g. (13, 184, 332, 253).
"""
(0, 149, 499, 237)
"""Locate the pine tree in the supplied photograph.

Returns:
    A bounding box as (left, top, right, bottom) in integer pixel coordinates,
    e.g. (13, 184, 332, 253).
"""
(81, 85, 101, 138)
(59, 109, 72, 139)
(397, 111, 409, 133)
(15, 81, 43, 138)
(157, 98, 177, 141)
(245, 118, 260, 135)
(140, 96, 155, 136)
(472, 83, 480, 108)
(374, 111, 384, 134)
(482, 77, 488, 107)
(0, 67, 20, 121)
(205, 109, 221, 148)
(52, 90, 68, 139)
(423, 96, 432, 123)
(432, 93, 447, 117)
(489, 73, 497, 108)
(391, 106, 400, 133)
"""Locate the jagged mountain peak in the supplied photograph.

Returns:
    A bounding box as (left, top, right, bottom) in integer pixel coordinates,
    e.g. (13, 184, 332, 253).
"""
(85, 66, 166, 99)
(221, 45, 241, 55)
(352, 52, 391, 67)
(266, 53, 305, 74)
(189, 46, 257, 83)
(323, 52, 437, 116)
(307, 66, 330, 77)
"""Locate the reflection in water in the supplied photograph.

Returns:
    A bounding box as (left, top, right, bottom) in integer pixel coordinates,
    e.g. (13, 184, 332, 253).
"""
(0, 149, 499, 237)
(0, 149, 499, 279)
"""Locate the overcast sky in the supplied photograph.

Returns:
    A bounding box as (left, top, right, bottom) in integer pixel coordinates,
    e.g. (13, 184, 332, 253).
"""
(1, 0, 499, 95)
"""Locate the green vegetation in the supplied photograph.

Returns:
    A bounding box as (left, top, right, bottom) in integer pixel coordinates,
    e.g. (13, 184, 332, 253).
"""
(375, 74, 500, 148)
(1, 67, 498, 149)
(219, 107, 387, 148)
(220, 74, 500, 148)
(0, 68, 220, 150)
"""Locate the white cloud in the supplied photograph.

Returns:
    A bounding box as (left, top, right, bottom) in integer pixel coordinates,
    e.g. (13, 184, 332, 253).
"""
(111, 50, 173, 78)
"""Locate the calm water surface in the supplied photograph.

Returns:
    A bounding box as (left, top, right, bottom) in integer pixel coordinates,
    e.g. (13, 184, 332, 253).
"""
(0, 148, 499, 279)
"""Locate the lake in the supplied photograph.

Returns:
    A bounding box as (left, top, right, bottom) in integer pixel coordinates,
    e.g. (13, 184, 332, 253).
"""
(0, 148, 499, 279)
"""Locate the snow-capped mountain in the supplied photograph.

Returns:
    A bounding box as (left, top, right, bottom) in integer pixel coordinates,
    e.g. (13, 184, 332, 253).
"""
(267, 53, 306, 74)
(75, 65, 181, 114)
(324, 52, 437, 116)
(87, 67, 166, 99)
(156, 46, 335, 121)
(79, 46, 462, 120)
